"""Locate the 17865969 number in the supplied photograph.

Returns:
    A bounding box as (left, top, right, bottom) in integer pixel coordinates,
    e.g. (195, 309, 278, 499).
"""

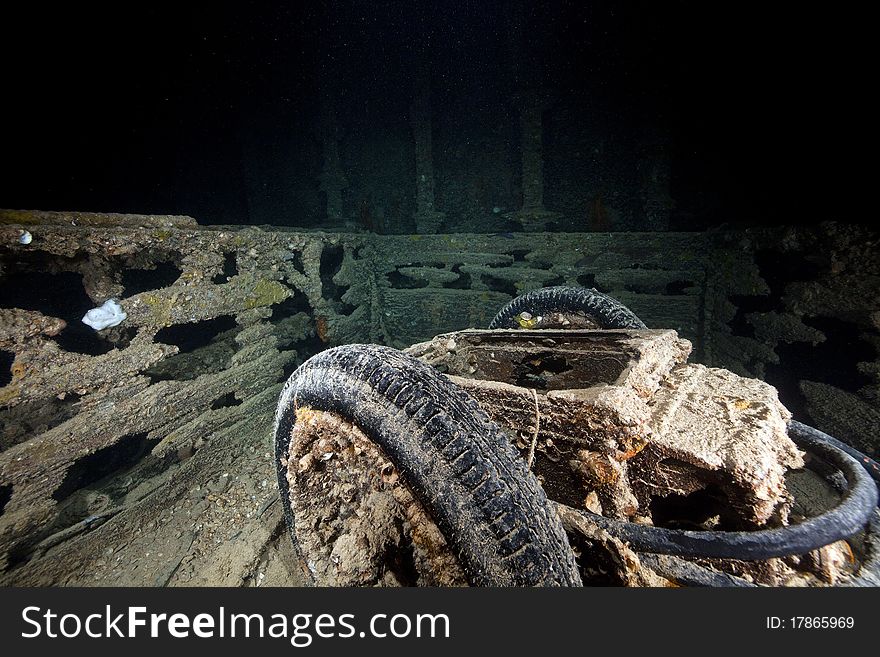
(766, 617, 855, 629)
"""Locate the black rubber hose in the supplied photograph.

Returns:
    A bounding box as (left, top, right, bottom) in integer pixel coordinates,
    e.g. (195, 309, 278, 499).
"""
(274, 344, 582, 587)
(489, 285, 647, 330)
(642, 511, 880, 587)
(571, 421, 879, 560)
(790, 420, 880, 485)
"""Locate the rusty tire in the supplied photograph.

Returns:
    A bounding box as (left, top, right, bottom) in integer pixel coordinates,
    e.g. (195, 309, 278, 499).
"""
(274, 344, 582, 587)
(489, 285, 647, 330)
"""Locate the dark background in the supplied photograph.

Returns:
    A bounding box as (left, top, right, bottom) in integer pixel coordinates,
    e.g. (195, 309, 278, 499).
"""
(0, 1, 866, 229)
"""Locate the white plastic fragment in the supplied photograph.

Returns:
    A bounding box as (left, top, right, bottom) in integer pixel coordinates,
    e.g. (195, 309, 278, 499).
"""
(82, 299, 127, 330)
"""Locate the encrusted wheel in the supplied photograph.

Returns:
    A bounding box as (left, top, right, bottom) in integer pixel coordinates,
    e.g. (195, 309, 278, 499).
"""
(274, 344, 582, 587)
(489, 285, 647, 330)
(282, 407, 469, 585)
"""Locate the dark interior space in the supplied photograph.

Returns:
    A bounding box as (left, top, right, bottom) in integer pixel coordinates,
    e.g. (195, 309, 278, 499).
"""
(0, 486, 12, 515)
(319, 244, 348, 300)
(768, 316, 876, 422)
(211, 252, 239, 284)
(755, 250, 825, 303)
(0, 395, 84, 454)
(269, 290, 312, 321)
(210, 391, 243, 410)
(0, 264, 115, 355)
(0, 352, 12, 388)
(0, 484, 10, 518)
(649, 484, 730, 531)
(120, 259, 184, 297)
(154, 315, 238, 353)
(0, 1, 868, 231)
(51, 432, 157, 503)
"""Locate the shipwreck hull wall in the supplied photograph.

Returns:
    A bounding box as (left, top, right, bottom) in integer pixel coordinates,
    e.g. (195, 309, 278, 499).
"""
(0, 210, 876, 584)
